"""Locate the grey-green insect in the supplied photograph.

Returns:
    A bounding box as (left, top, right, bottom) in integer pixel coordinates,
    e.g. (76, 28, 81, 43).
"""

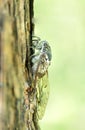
(31, 36, 52, 120)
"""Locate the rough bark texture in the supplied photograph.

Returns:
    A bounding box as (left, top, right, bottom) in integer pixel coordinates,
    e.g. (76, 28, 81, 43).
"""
(0, 0, 38, 130)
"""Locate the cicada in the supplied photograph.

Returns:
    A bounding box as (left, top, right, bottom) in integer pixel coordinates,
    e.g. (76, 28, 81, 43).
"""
(31, 36, 52, 120)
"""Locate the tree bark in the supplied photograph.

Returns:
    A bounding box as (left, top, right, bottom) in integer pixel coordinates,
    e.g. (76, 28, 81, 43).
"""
(0, 0, 39, 130)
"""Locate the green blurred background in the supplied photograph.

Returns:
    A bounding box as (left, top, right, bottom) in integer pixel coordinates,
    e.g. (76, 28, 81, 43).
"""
(34, 0, 85, 130)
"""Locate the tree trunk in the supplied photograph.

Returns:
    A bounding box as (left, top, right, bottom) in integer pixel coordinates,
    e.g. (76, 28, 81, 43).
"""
(0, 0, 40, 130)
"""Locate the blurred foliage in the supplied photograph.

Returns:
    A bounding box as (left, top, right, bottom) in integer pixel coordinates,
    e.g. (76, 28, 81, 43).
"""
(34, 0, 85, 130)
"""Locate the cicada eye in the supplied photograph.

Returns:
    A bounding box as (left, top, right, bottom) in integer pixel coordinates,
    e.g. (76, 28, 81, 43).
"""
(32, 36, 41, 48)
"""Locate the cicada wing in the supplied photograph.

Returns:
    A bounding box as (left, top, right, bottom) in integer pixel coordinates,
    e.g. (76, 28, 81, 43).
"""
(36, 72, 50, 120)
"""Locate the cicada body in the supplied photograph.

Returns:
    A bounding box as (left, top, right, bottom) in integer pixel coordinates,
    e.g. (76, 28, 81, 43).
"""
(31, 36, 52, 120)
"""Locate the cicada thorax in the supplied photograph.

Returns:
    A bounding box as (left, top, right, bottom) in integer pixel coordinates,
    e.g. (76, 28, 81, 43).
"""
(31, 36, 52, 77)
(31, 36, 52, 120)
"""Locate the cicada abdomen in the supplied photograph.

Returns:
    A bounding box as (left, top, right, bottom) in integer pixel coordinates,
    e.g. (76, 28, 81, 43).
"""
(31, 36, 52, 120)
